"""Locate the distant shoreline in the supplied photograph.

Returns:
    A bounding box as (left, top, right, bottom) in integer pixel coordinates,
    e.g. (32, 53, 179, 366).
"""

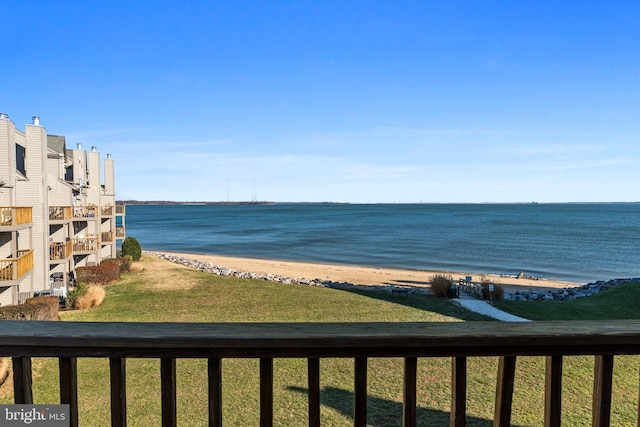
(118, 200, 276, 205)
(118, 200, 355, 206)
(118, 200, 639, 205)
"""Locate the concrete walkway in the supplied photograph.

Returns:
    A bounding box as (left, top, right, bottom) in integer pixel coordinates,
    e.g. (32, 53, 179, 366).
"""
(456, 291, 530, 322)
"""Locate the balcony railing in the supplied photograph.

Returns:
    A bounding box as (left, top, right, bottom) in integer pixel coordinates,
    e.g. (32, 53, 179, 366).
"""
(17, 291, 32, 304)
(115, 226, 126, 239)
(1, 320, 640, 427)
(101, 205, 114, 216)
(72, 236, 99, 252)
(72, 206, 98, 219)
(115, 205, 126, 215)
(50, 240, 73, 261)
(101, 231, 114, 243)
(0, 206, 32, 227)
(0, 250, 34, 281)
(49, 206, 73, 221)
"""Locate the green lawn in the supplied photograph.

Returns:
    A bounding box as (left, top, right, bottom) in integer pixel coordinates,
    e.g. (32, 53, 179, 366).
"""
(1, 256, 639, 426)
(494, 281, 640, 320)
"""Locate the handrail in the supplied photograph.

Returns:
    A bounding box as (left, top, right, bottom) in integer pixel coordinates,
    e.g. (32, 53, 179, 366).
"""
(1, 320, 640, 427)
(0, 206, 32, 226)
(17, 291, 32, 304)
(49, 206, 73, 221)
(72, 236, 99, 252)
(101, 231, 114, 243)
(101, 205, 114, 216)
(0, 250, 34, 281)
(50, 241, 73, 260)
(72, 206, 97, 219)
(16, 250, 33, 278)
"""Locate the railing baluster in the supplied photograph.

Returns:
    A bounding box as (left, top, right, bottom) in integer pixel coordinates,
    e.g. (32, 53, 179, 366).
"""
(260, 357, 273, 427)
(544, 355, 563, 427)
(208, 357, 222, 427)
(451, 356, 467, 427)
(403, 357, 417, 427)
(494, 356, 516, 427)
(59, 357, 79, 427)
(12, 356, 33, 404)
(161, 358, 177, 427)
(592, 355, 614, 427)
(110, 357, 127, 427)
(308, 357, 321, 427)
(354, 357, 367, 427)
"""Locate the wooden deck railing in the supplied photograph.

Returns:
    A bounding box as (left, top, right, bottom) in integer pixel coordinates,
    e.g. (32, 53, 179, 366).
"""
(102, 205, 114, 216)
(73, 206, 98, 219)
(0, 206, 32, 226)
(115, 226, 126, 238)
(1, 320, 640, 427)
(50, 240, 73, 261)
(49, 206, 73, 221)
(72, 236, 99, 252)
(115, 205, 126, 215)
(101, 231, 114, 243)
(0, 250, 34, 281)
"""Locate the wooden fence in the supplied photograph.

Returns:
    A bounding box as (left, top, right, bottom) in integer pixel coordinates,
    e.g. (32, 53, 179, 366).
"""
(2, 320, 640, 427)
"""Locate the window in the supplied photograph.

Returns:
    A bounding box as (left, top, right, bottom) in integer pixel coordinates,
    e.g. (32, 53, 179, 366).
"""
(16, 144, 26, 176)
(65, 165, 73, 182)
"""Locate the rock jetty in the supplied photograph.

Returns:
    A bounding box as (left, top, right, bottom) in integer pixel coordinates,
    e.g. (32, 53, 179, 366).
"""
(145, 252, 431, 295)
(506, 278, 640, 301)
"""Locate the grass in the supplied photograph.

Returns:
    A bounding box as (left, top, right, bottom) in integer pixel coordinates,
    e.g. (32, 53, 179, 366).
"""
(1, 255, 639, 426)
(494, 281, 640, 320)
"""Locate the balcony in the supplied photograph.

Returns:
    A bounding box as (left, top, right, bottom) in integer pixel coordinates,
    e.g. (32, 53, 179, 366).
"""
(50, 240, 73, 261)
(115, 205, 126, 215)
(0, 249, 34, 282)
(101, 231, 114, 244)
(72, 236, 99, 253)
(49, 206, 73, 222)
(101, 205, 114, 216)
(0, 206, 32, 228)
(115, 226, 126, 239)
(1, 320, 639, 427)
(72, 206, 98, 219)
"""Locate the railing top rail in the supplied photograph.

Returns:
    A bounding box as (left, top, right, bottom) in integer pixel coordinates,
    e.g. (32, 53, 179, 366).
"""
(2, 320, 640, 358)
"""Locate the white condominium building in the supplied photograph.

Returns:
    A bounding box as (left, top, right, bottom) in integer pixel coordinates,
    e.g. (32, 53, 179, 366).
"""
(0, 113, 126, 306)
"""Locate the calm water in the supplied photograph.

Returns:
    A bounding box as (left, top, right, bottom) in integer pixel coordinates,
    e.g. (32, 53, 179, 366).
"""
(126, 203, 640, 283)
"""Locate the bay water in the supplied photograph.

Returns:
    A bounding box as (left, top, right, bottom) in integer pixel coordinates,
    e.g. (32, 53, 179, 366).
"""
(125, 203, 640, 284)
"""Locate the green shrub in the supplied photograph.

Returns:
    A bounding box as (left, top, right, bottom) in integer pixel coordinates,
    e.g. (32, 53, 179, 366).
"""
(66, 282, 89, 309)
(430, 274, 454, 298)
(122, 237, 142, 261)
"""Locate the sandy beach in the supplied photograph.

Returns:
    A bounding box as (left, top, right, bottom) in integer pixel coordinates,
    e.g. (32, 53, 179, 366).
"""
(157, 251, 583, 293)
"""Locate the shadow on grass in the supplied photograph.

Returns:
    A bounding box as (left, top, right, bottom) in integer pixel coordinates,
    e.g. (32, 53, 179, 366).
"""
(289, 386, 522, 427)
(337, 288, 494, 321)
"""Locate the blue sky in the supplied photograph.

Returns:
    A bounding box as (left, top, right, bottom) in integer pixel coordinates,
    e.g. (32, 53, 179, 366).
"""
(2, 1, 639, 203)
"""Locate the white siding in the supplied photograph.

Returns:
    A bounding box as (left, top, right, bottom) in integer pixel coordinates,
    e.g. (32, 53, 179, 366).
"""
(0, 286, 12, 307)
(14, 124, 49, 294)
